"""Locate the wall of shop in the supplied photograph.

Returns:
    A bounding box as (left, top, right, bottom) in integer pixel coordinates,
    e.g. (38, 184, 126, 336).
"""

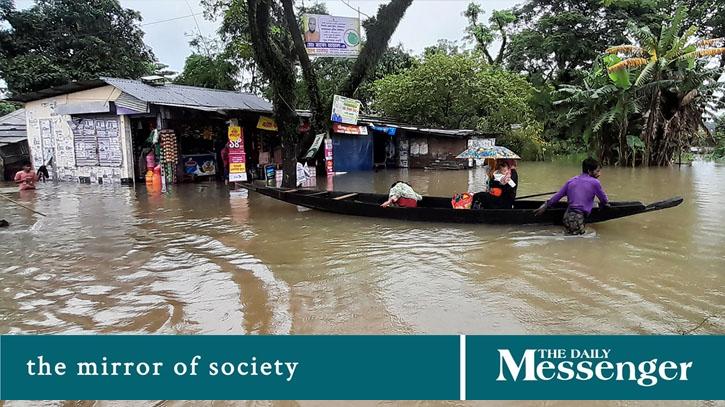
(407, 136, 468, 168)
(24, 86, 135, 184)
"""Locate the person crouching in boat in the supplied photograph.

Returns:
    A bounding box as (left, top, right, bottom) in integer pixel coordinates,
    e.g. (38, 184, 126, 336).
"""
(473, 161, 517, 209)
(534, 157, 610, 235)
(381, 181, 422, 208)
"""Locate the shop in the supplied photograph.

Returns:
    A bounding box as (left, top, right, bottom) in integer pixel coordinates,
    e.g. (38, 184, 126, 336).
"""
(330, 123, 373, 172)
(328, 117, 490, 171)
(11, 77, 274, 186)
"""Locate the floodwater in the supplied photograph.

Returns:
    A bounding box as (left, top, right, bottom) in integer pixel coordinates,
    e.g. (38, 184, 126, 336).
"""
(1, 161, 723, 337)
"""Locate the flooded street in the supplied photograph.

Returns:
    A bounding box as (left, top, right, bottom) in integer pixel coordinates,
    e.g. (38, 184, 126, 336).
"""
(1, 161, 723, 336)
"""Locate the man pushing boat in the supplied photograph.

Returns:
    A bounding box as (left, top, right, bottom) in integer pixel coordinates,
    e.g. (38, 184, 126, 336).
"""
(534, 158, 610, 234)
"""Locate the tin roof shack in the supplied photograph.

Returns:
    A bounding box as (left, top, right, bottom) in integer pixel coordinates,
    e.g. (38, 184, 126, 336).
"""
(360, 118, 488, 170)
(0, 109, 30, 180)
(10, 78, 273, 184)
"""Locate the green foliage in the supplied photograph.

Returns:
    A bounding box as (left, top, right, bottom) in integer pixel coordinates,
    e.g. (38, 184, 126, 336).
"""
(496, 122, 545, 160)
(463, 3, 515, 64)
(0, 0, 155, 96)
(553, 4, 725, 166)
(0, 100, 18, 116)
(373, 52, 538, 134)
(711, 116, 725, 160)
(175, 35, 238, 91)
(175, 54, 237, 90)
(295, 44, 415, 109)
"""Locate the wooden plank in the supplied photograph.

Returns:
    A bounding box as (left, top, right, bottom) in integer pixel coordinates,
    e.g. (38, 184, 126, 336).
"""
(333, 193, 358, 201)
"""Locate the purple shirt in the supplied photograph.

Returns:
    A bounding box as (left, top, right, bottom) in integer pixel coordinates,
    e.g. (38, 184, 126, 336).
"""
(546, 173, 609, 215)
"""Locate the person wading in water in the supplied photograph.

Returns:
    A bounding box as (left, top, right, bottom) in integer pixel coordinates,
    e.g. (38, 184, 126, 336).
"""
(14, 161, 38, 191)
(534, 157, 610, 234)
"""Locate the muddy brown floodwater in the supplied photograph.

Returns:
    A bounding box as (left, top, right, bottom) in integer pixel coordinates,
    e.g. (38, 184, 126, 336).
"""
(1, 161, 723, 338)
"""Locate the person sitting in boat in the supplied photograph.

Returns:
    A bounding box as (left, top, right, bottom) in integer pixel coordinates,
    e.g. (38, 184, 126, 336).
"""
(381, 181, 422, 208)
(504, 159, 518, 201)
(473, 161, 517, 209)
(534, 157, 610, 235)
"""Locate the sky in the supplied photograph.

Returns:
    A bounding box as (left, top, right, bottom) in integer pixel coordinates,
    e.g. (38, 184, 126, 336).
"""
(9, 0, 519, 74)
(126, 0, 519, 72)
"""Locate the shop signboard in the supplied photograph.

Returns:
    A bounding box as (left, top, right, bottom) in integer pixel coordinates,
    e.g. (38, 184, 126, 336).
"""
(228, 125, 247, 182)
(257, 116, 278, 132)
(332, 123, 368, 135)
(302, 14, 361, 58)
(331, 95, 361, 125)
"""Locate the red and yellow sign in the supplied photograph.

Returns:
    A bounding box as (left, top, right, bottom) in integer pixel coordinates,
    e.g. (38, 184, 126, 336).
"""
(257, 116, 278, 131)
(332, 123, 368, 135)
(228, 125, 247, 182)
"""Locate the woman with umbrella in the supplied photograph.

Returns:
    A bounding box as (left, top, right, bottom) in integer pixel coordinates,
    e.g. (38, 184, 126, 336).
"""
(457, 146, 520, 209)
(473, 160, 517, 209)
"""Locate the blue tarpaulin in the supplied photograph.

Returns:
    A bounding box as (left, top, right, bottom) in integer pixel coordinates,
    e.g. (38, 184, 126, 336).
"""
(332, 134, 373, 172)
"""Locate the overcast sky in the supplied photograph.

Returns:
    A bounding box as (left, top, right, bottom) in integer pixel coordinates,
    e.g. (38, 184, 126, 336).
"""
(11, 0, 519, 73)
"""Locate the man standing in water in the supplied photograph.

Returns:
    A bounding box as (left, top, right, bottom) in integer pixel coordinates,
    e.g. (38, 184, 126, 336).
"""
(534, 157, 609, 234)
(14, 161, 37, 191)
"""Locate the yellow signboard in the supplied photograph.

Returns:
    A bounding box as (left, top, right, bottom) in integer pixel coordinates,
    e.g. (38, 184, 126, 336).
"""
(230, 163, 246, 173)
(257, 116, 278, 131)
(228, 125, 242, 144)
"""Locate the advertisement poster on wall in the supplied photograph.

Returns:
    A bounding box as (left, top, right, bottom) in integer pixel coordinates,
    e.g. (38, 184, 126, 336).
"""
(228, 125, 247, 182)
(302, 14, 361, 58)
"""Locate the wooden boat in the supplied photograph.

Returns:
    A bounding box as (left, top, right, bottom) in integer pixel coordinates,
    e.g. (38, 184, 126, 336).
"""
(241, 184, 683, 225)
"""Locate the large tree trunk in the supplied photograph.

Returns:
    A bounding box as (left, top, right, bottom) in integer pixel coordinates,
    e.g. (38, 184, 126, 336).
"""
(281, 0, 326, 137)
(247, 0, 299, 187)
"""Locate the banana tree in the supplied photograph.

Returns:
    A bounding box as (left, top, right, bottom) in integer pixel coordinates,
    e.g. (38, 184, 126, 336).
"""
(554, 57, 638, 166)
(605, 7, 725, 166)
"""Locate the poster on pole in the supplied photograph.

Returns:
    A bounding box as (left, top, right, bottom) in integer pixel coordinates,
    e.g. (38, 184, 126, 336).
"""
(303, 14, 361, 58)
(324, 137, 334, 175)
(303, 133, 326, 160)
(228, 125, 247, 182)
(331, 95, 362, 125)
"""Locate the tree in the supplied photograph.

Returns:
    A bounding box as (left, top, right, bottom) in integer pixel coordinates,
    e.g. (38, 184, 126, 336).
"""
(241, 0, 412, 187)
(463, 3, 515, 65)
(0, 100, 18, 116)
(554, 59, 642, 166)
(372, 52, 538, 133)
(605, 7, 725, 166)
(294, 44, 416, 110)
(175, 55, 237, 91)
(175, 36, 238, 90)
(504, 0, 662, 84)
(0, 0, 155, 96)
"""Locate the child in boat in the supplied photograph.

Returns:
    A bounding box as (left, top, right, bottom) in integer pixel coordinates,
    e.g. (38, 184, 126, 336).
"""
(534, 157, 610, 235)
(381, 181, 422, 208)
(473, 161, 517, 209)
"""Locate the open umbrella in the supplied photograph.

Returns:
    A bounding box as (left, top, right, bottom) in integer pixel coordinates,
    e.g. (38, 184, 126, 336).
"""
(456, 145, 521, 160)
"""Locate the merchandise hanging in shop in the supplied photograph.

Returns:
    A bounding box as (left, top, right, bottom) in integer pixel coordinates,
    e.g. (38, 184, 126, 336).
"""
(159, 129, 179, 185)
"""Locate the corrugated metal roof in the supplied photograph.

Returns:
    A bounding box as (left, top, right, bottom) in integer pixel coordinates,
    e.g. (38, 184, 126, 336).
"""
(101, 77, 273, 113)
(0, 109, 27, 145)
(0, 109, 26, 128)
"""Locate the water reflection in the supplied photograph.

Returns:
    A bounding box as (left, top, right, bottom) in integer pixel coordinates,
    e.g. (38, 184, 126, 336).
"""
(0, 161, 723, 337)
